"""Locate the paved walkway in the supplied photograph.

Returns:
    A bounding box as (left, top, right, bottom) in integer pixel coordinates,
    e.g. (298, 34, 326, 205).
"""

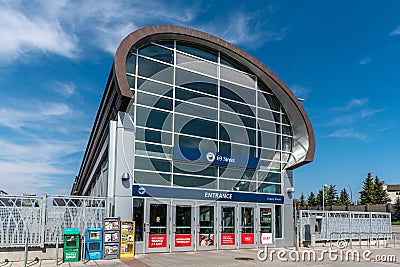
(3, 246, 400, 267)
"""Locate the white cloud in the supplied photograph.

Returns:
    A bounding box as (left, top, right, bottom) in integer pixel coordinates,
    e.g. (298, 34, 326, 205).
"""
(40, 103, 70, 116)
(359, 57, 371, 65)
(332, 98, 368, 112)
(203, 11, 285, 49)
(291, 84, 311, 100)
(0, 1, 285, 61)
(390, 25, 400, 36)
(0, 102, 70, 130)
(0, 138, 84, 195)
(0, 3, 78, 61)
(328, 129, 368, 141)
(54, 82, 75, 97)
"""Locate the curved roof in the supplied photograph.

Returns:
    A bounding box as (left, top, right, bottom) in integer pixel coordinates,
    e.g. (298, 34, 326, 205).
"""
(72, 25, 315, 194)
(115, 25, 315, 169)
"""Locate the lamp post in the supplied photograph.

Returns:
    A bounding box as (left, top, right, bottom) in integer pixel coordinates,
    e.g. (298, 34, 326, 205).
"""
(322, 184, 327, 211)
(344, 184, 353, 205)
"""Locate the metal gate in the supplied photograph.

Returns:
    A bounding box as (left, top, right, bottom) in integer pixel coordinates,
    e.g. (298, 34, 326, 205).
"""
(0, 195, 109, 248)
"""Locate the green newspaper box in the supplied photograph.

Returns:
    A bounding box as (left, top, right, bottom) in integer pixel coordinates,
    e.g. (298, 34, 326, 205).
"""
(63, 228, 80, 262)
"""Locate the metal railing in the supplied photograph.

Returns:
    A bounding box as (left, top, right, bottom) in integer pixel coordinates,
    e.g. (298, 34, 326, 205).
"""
(0, 195, 109, 248)
(329, 232, 393, 248)
(299, 210, 392, 245)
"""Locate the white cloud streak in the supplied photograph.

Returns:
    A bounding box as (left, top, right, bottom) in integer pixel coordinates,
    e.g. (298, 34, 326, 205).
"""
(0, 1, 285, 61)
(291, 84, 311, 100)
(359, 57, 371, 65)
(332, 98, 368, 112)
(0, 138, 85, 195)
(390, 25, 400, 36)
(328, 129, 368, 142)
(54, 82, 75, 97)
(0, 102, 70, 130)
(0, 2, 77, 61)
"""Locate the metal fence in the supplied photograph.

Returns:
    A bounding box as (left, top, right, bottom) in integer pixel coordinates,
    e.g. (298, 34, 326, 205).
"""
(0, 195, 109, 248)
(299, 210, 392, 244)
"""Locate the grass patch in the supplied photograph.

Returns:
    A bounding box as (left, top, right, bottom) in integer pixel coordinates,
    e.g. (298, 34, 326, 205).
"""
(392, 220, 400, 225)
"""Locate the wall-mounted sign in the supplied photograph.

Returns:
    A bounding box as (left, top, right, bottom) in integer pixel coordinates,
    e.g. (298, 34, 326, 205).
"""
(133, 185, 284, 204)
(173, 146, 260, 169)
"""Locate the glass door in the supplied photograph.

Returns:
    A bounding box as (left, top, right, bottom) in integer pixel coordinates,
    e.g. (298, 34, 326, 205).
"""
(171, 200, 195, 251)
(196, 203, 216, 250)
(239, 204, 256, 248)
(257, 205, 274, 247)
(145, 200, 170, 253)
(218, 203, 237, 249)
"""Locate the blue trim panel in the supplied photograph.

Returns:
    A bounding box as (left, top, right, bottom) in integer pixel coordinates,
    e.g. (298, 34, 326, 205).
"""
(132, 185, 283, 204)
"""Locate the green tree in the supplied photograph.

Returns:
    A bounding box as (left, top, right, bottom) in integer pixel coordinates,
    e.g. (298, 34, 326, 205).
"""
(338, 188, 350, 205)
(360, 173, 375, 205)
(393, 196, 400, 221)
(299, 192, 306, 206)
(373, 176, 390, 204)
(307, 192, 317, 206)
(325, 184, 338, 206)
(316, 189, 324, 206)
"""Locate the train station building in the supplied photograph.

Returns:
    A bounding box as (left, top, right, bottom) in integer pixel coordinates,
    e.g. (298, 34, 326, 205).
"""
(71, 25, 315, 253)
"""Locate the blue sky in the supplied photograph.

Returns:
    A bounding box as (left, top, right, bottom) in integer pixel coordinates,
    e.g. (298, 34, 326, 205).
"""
(0, 1, 399, 200)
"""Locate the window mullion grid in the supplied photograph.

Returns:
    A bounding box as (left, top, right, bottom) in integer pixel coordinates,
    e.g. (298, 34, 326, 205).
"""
(217, 51, 221, 190)
(255, 76, 259, 193)
(171, 40, 177, 188)
(133, 49, 139, 184)
(280, 105, 283, 191)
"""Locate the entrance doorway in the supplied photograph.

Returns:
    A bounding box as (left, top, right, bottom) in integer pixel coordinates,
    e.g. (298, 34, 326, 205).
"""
(171, 200, 195, 251)
(218, 203, 237, 249)
(239, 204, 256, 248)
(258, 205, 274, 247)
(145, 200, 170, 252)
(196, 203, 216, 250)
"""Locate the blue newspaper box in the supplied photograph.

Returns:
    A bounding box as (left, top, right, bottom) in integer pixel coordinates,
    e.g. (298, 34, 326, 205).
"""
(86, 228, 103, 260)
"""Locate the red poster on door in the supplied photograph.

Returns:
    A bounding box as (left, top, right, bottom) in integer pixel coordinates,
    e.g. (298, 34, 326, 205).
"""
(241, 233, 254, 245)
(221, 233, 235, 246)
(175, 234, 192, 247)
(148, 234, 167, 248)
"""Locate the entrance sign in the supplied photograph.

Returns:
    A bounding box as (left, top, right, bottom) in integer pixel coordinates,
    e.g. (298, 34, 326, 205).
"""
(133, 185, 283, 204)
(174, 146, 260, 169)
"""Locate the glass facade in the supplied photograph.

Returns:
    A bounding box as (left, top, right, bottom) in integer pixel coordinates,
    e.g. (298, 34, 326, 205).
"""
(127, 41, 293, 195)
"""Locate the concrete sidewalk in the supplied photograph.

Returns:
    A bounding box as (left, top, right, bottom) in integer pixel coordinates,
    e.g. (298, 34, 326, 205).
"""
(3, 247, 400, 267)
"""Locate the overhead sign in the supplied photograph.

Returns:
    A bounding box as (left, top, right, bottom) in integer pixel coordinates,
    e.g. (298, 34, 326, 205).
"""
(132, 185, 284, 204)
(173, 146, 260, 169)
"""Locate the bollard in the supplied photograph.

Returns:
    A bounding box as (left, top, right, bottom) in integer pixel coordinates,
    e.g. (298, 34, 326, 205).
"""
(24, 235, 28, 267)
(55, 236, 59, 266)
(311, 234, 316, 248)
(81, 235, 85, 264)
(394, 234, 397, 248)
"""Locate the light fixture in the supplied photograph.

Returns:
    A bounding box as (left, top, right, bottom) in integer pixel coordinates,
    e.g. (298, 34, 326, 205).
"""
(287, 187, 295, 193)
(121, 173, 130, 181)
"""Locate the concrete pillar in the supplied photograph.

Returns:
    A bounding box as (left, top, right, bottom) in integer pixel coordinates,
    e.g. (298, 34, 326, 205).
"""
(113, 112, 134, 220)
